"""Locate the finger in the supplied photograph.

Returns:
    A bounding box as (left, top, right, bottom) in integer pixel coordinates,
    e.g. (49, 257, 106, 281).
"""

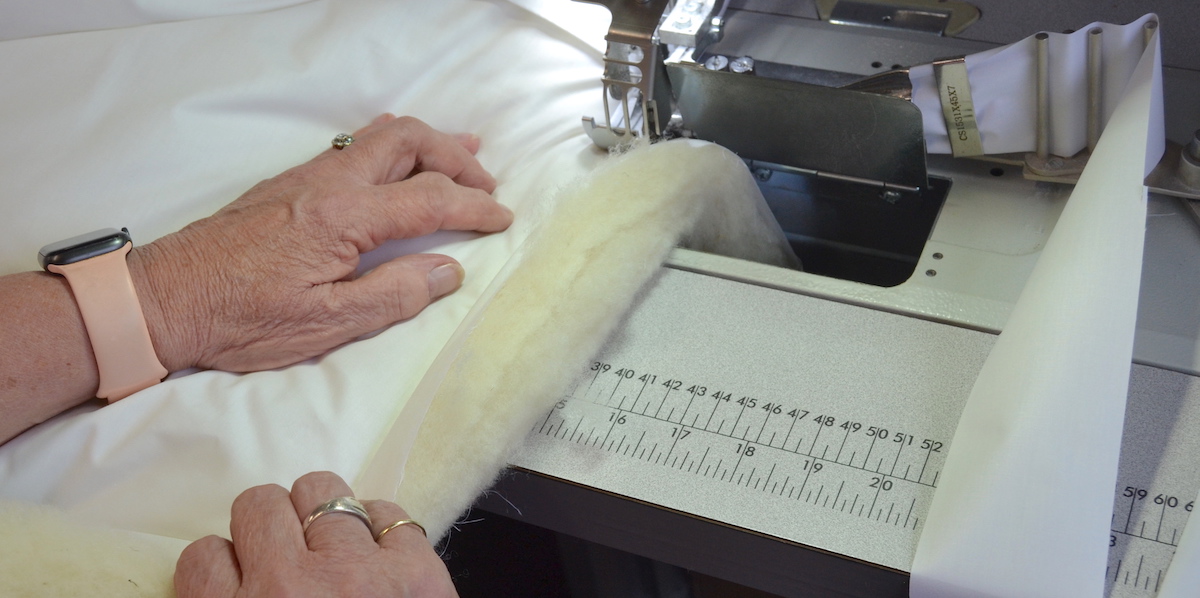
(362, 112, 396, 132)
(342, 116, 497, 192)
(314, 113, 398, 160)
(326, 254, 463, 335)
(290, 471, 375, 553)
(365, 172, 513, 245)
(452, 133, 482, 155)
(229, 484, 307, 572)
(363, 500, 458, 598)
(174, 535, 242, 598)
(363, 500, 430, 549)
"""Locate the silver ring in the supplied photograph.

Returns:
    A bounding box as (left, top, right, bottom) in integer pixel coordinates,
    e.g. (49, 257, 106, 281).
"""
(374, 519, 427, 542)
(302, 496, 371, 534)
(331, 133, 354, 150)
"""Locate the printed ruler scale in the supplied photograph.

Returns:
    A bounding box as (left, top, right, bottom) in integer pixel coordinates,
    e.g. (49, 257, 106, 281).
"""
(509, 267, 1200, 596)
(538, 364, 943, 532)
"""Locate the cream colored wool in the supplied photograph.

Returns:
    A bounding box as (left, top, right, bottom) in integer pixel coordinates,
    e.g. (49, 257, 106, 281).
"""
(0, 501, 185, 597)
(0, 140, 791, 595)
(396, 139, 797, 538)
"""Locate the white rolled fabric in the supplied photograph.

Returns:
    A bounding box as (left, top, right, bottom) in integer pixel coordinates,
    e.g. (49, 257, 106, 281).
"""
(910, 23, 1165, 598)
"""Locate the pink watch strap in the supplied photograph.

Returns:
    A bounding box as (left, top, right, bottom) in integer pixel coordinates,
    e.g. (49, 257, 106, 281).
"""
(49, 242, 167, 402)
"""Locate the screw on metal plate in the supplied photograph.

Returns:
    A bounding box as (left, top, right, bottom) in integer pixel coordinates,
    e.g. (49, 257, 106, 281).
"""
(754, 168, 773, 182)
(704, 55, 730, 71)
(730, 56, 755, 74)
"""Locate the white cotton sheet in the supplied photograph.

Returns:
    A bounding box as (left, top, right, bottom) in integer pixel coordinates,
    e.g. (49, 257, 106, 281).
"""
(909, 26, 1164, 598)
(0, 0, 608, 542)
(911, 14, 1161, 159)
(0, 0, 317, 41)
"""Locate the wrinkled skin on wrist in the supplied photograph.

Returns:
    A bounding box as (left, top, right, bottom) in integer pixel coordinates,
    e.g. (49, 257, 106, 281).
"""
(127, 115, 511, 373)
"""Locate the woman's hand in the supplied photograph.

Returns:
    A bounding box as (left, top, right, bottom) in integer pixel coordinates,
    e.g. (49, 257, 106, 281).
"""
(130, 114, 512, 372)
(175, 471, 457, 598)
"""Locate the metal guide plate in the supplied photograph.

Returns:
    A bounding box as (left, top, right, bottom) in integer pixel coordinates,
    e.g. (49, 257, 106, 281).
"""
(509, 266, 1200, 596)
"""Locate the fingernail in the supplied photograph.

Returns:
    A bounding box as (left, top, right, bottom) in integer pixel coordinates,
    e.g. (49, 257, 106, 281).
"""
(427, 263, 464, 299)
(453, 133, 479, 144)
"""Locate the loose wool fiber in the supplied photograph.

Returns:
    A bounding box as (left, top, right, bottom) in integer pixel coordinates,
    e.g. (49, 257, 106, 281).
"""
(0, 501, 185, 597)
(397, 139, 796, 538)
(0, 140, 793, 595)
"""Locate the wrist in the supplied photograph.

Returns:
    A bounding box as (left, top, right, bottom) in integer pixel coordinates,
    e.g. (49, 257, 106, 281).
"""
(127, 239, 204, 373)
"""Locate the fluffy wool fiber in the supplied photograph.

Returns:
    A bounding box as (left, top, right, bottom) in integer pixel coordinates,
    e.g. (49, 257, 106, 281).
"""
(0, 501, 186, 597)
(396, 138, 797, 538)
(0, 139, 793, 595)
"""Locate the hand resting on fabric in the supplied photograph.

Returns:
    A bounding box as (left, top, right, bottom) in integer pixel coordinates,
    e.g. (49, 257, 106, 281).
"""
(175, 471, 458, 598)
(131, 113, 511, 373)
(0, 114, 512, 443)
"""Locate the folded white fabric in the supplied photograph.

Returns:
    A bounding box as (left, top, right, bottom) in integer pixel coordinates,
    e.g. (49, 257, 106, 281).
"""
(911, 14, 1161, 158)
(910, 22, 1164, 598)
(0, 0, 315, 41)
(0, 0, 605, 541)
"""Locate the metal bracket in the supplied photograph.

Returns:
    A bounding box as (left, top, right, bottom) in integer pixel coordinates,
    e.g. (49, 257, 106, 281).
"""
(576, 0, 673, 148)
(813, 0, 980, 37)
(665, 58, 930, 194)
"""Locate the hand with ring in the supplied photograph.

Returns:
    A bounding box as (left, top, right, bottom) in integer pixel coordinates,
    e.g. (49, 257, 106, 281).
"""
(174, 471, 457, 597)
(129, 113, 512, 374)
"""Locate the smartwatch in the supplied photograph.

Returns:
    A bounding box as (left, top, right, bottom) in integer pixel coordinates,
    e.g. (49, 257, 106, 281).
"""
(39, 228, 167, 402)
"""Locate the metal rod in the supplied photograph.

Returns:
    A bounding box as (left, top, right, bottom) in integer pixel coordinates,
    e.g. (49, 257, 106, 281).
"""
(602, 82, 614, 130)
(1035, 32, 1050, 160)
(1087, 27, 1103, 152)
(622, 87, 634, 136)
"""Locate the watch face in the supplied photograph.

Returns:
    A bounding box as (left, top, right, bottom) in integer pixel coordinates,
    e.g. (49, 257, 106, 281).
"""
(38, 228, 131, 270)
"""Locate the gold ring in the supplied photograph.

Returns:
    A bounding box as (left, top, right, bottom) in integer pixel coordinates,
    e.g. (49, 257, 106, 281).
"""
(375, 519, 427, 542)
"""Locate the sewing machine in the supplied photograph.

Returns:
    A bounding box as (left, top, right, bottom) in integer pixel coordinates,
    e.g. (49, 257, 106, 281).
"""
(468, 1, 1200, 596)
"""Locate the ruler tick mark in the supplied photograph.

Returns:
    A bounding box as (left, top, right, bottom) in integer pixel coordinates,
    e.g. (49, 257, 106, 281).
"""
(835, 430, 850, 462)
(762, 464, 776, 492)
(889, 443, 904, 476)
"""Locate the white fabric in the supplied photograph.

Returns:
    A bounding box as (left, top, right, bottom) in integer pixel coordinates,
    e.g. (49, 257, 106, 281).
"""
(910, 27, 1164, 598)
(1158, 485, 1200, 597)
(0, 0, 316, 41)
(374, 139, 797, 537)
(912, 14, 1160, 160)
(0, 0, 606, 540)
(0, 3, 1186, 596)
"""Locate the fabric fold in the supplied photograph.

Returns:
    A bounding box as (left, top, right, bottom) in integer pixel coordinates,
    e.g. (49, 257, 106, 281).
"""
(910, 24, 1163, 598)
